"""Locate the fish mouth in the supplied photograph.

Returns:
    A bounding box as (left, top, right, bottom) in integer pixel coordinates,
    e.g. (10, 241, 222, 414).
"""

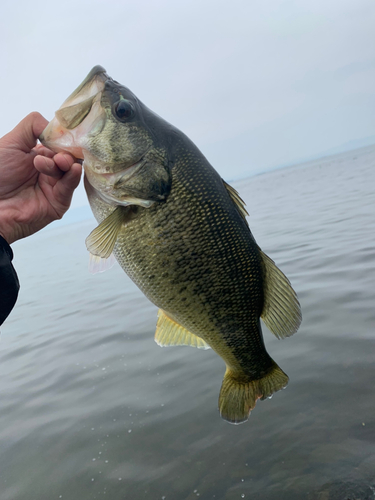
(54, 66, 109, 131)
(39, 66, 109, 157)
(61, 66, 108, 108)
(41, 65, 154, 208)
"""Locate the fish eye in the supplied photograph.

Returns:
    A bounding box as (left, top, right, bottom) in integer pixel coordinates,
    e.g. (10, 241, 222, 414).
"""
(113, 99, 135, 121)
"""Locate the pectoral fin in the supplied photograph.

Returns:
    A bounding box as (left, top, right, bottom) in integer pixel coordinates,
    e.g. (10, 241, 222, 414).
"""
(85, 206, 128, 258)
(260, 250, 302, 339)
(155, 310, 210, 350)
(88, 253, 116, 274)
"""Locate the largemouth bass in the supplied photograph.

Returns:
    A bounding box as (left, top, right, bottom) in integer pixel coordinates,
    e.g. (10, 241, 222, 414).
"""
(41, 66, 302, 424)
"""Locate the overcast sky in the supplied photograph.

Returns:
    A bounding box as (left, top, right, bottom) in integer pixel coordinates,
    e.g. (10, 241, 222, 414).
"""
(1, 0, 374, 207)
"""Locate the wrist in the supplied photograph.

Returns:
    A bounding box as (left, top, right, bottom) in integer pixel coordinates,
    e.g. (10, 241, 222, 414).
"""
(0, 232, 14, 259)
(0, 226, 15, 245)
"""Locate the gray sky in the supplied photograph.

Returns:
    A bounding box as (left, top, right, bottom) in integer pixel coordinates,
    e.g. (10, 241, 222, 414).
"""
(1, 0, 374, 207)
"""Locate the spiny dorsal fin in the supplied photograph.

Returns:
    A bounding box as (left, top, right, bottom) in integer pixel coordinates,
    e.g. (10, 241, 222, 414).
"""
(155, 310, 211, 350)
(259, 250, 302, 339)
(222, 180, 249, 222)
(85, 206, 126, 258)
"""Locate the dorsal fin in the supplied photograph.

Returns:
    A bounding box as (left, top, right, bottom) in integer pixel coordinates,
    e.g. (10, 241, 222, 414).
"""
(259, 250, 302, 339)
(85, 206, 127, 258)
(222, 180, 249, 222)
(155, 310, 211, 350)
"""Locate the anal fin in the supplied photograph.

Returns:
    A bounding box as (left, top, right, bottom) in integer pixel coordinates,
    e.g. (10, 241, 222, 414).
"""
(155, 310, 210, 350)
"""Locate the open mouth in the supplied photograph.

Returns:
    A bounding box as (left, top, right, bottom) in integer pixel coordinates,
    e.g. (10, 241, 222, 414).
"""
(39, 66, 108, 157)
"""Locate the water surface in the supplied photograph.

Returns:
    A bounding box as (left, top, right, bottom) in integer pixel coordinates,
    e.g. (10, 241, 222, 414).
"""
(1, 145, 374, 499)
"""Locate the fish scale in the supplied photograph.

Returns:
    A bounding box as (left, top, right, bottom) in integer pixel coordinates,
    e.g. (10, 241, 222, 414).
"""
(40, 65, 301, 424)
(111, 142, 271, 378)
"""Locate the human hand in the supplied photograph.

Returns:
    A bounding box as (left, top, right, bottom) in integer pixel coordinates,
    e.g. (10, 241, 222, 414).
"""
(0, 112, 82, 244)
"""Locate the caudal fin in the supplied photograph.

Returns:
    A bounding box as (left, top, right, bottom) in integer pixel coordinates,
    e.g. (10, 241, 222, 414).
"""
(218, 361, 289, 424)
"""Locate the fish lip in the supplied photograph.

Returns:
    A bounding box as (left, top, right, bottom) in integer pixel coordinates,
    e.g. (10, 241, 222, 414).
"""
(39, 66, 110, 152)
(61, 66, 108, 109)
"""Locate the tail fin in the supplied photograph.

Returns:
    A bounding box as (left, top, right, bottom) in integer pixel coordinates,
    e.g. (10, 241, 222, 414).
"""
(218, 361, 289, 424)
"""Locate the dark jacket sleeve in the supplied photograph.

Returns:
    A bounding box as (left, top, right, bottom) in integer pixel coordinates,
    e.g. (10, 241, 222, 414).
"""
(0, 235, 20, 325)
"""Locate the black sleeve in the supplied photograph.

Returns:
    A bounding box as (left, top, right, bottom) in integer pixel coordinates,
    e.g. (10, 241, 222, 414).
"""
(0, 235, 20, 325)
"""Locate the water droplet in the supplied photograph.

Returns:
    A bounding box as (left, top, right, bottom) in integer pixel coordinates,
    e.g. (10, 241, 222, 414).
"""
(119, 478, 122, 481)
(241, 479, 244, 482)
(99, 452, 102, 455)
(105, 460, 109, 463)
(128, 429, 132, 433)
(91, 428, 95, 431)
(241, 495, 245, 498)
(91, 478, 94, 482)
(161, 404, 165, 407)
(92, 458, 96, 461)
(102, 368, 106, 371)
(194, 490, 197, 494)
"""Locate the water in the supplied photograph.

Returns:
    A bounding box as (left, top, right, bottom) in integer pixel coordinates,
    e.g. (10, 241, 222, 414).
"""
(1, 145, 374, 500)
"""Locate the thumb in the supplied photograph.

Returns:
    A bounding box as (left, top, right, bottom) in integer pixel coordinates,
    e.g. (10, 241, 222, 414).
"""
(5, 112, 49, 153)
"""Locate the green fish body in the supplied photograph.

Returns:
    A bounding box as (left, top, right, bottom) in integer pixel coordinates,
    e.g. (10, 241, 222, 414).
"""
(41, 66, 301, 423)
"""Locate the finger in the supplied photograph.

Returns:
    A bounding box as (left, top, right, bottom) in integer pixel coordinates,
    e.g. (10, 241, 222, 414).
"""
(53, 163, 82, 209)
(53, 153, 76, 172)
(32, 145, 55, 158)
(34, 155, 64, 179)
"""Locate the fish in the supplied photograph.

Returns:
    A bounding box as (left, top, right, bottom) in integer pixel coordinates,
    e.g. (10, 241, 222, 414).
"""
(40, 66, 302, 424)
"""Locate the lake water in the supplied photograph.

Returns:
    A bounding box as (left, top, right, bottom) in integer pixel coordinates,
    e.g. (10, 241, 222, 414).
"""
(1, 145, 374, 500)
